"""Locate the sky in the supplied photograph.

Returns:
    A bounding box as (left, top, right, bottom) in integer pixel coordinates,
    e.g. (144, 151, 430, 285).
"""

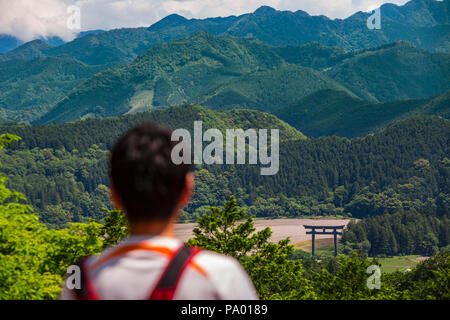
(0, 0, 411, 42)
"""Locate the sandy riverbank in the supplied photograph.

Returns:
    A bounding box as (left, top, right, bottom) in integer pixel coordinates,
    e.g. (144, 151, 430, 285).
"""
(175, 218, 353, 243)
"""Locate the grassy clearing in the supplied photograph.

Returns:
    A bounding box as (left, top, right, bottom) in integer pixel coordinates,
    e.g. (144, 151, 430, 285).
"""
(294, 238, 425, 273)
(377, 255, 424, 273)
(294, 238, 335, 251)
(294, 238, 337, 257)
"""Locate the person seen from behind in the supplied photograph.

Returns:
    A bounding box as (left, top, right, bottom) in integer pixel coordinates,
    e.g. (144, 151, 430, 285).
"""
(60, 122, 258, 300)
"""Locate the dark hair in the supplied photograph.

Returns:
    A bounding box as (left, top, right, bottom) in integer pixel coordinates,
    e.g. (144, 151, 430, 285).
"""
(109, 121, 191, 222)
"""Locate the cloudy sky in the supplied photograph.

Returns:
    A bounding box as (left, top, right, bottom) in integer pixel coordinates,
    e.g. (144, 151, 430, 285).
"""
(0, 0, 411, 41)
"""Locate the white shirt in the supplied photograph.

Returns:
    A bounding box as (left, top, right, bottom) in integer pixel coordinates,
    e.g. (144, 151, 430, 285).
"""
(60, 235, 258, 300)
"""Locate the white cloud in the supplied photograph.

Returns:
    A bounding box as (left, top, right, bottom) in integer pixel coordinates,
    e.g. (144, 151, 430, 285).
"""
(0, 0, 77, 41)
(277, 0, 408, 18)
(0, 0, 412, 41)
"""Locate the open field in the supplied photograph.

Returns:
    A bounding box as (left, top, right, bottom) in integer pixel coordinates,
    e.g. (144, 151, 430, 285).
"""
(295, 238, 338, 257)
(175, 218, 352, 243)
(294, 238, 335, 251)
(377, 255, 426, 273)
(176, 219, 427, 273)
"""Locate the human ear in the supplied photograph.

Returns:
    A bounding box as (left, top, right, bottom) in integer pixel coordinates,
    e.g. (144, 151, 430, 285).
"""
(110, 183, 124, 210)
(178, 172, 194, 208)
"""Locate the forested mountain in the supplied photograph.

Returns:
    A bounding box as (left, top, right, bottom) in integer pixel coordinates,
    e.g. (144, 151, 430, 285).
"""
(4, 105, 304, 152)
(275, 89, 450, 137)
(219, 115, 449, 218)
(193, 64, 354, 111)
(273, 42, 352, 70)
(0, 106, 448, 228)
(420, 90, 450, 117)
(197, 41, 450, 112)
(35, 32, 286, 123)
(46, 28, 158, 66)
(324, 41, 450, 102)
(0, 29, 161, 122)
(342, 211, 449, 256)
(0, 40, 53, 62)
(0, 35, 24, 54)
(1, 0, 447, 59)
(0, 34, 65, 54)
(0, 105, 303, 227)
(0, 57, 104, 122)
(0, 1, 448, 252)
(34, 32, 450, 124)
(0, 28, 163, 66)
(147, 0, 450, 52)
(0, 0, 448, 124)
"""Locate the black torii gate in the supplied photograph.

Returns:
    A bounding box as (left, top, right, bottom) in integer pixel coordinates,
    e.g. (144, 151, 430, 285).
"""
(303, 225, 345, 257)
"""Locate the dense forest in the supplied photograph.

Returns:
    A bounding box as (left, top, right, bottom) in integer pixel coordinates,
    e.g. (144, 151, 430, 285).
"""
(342, 210, 450, 256)
(274, 89, 450, 138)
(1, 151, 448, 299)
(0, 107, 448, 239)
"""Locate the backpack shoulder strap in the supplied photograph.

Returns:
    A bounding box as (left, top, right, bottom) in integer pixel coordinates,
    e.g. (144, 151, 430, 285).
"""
(74, 257, 100, 300)
(148, 245, 202, 300)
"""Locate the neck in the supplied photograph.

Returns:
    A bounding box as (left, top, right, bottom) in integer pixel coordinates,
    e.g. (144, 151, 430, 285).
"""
(129, 218, 176, 238)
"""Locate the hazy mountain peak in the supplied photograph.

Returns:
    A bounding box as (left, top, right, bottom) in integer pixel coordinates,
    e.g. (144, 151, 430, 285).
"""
(381, 0, 449, 27)
(0, 39, 51, 61)
(17, 39, 50, 49)
(294, 9, 310, 17)
(76, 30, 105, 39)
(254, 6, 277, 15)
(148, 13, 189, 31)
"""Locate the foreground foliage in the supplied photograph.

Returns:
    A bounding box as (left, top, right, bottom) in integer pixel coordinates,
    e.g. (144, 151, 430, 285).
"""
(187, 196, 316, 299)
(187, 196, 450, 300)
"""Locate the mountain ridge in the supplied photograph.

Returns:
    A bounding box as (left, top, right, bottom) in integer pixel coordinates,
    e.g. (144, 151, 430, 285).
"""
(1, 0, 448, 62)
(34, 32, 450, 125)
(274, 89, 450, 137)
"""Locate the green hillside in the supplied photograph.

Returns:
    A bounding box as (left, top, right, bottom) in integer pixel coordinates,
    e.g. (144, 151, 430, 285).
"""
(325, 41, 450, 102)
(48, 28, 159, 65)
(36, 33, 450, 124)
(275, 89, 450, 137)
(420, 90, 450, 118)
(0, 28, 158, 66)
(0, 40, 51, 62)
(0, 104, 303, 227)
(0, 34, 23, 53)
(5, 104, 304, 152)
(1, 109, 447, 227)
(195, 64, 355, 111)
(0, 1, 447, 124)
(147, 0, 450, 52)
(1, 0, 448, 62)
(0, 1, 447, 136)
(273, 42, 352, 70)
(0, 57, 104, 122)
(36, 32, 285, 124)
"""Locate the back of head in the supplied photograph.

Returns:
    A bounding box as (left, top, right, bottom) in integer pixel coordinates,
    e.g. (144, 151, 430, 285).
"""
(63, 122, 258, 301)
(109, 121, 191, 223)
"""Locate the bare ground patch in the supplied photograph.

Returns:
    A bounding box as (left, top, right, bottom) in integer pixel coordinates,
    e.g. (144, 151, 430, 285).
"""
(294, 238, 335, 251)
(175, 218, 352, 243)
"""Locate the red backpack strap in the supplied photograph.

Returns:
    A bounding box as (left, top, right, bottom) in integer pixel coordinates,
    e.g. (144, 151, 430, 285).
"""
(74, 257, 100, 300)
(148, 245, 202, 300)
